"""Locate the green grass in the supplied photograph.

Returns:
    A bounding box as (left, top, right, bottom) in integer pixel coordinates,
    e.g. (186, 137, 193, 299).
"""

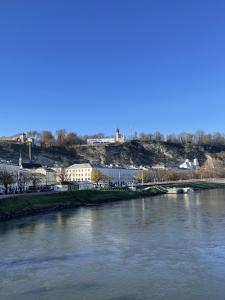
(0, 188, 164, 221)
(2, 182, 224, 221)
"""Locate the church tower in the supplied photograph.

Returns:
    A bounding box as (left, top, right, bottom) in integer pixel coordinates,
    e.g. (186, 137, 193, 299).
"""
(115, 128, 120, 142)
(115, 128, 125, 143)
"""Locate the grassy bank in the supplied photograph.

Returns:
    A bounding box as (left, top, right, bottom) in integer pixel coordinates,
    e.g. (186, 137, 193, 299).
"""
(0, 188, 164, 221)
(1, 182, 225, 221)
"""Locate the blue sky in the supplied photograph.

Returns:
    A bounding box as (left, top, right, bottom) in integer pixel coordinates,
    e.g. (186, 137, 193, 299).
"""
(0, 0, 225, 137)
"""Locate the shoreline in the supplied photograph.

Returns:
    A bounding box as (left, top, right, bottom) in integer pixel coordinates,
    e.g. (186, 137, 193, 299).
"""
(1, 182, 225, 222)
(0, 188, 165, 222)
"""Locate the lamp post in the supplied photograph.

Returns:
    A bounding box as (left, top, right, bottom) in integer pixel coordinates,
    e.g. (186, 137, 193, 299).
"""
(45, 169, 48, 191)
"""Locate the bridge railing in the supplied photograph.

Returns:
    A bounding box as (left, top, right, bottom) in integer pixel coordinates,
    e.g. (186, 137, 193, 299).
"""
(132, 178, 225, 187)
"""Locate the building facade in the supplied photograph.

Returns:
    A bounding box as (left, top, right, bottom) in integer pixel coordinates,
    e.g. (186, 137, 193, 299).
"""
(32, 167, 57, 186)
(0, 161, 20, 174)
(65, 163, 137, 184)
(0, 157, 57, 193)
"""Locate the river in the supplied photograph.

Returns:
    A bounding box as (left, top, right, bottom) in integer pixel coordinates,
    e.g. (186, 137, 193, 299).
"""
(1, 189, 225, 300)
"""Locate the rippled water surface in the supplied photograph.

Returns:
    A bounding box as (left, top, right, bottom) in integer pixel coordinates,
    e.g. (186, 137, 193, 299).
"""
(1, 190, 225, 300)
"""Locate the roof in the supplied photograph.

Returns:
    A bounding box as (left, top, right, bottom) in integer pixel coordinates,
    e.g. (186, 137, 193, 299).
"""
(21, 162, 42, 169)
(66, 162, 139, 171)
(67, 163, 92, 169)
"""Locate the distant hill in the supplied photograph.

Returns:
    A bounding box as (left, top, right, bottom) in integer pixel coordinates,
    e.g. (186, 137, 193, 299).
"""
(1, 140, 225, 168)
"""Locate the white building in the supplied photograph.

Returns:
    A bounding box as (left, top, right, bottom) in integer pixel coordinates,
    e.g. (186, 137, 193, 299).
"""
(32, 167, 57, 186)
(87, 129, 125, 145)
(52, 167, 65, 183)
(0, 161, 30, 193)
(65, 163, 137, 184)
(0, 161, 20, 175)
(179, 158, 199, 170)
(0, 158, 57, 193)
(66, 163, 92, 182)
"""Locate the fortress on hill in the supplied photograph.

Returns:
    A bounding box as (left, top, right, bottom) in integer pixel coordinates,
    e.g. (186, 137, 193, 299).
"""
(0, 133, 33, 144)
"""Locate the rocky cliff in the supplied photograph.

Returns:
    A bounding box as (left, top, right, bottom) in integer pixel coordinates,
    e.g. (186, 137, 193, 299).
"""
(1, 140, 225, 168)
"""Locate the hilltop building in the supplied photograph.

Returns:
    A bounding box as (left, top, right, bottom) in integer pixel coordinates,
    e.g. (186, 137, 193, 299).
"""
(115, 128, 125, 143)
(0, 133, 33, 144)
(87, 129, 125, 145)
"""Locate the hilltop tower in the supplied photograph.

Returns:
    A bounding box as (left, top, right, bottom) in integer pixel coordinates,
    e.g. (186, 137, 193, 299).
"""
(115, 128, 125, 143)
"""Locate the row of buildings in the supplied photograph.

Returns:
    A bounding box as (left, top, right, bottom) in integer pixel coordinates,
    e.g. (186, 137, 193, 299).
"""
(0, 155, 139, 193)
(0, 158, 57, 193)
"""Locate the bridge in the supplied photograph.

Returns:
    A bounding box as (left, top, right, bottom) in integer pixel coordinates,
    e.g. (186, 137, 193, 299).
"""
(128, 178, 225, 194)
(130, 178, 225, 188)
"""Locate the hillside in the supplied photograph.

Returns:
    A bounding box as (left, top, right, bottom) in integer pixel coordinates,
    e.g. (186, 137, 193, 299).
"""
(1, 140, 225, 168)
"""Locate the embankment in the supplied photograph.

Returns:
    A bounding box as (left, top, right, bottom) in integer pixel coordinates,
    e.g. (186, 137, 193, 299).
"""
(1, 182, 225, 221)
(0, 188, 164, 221)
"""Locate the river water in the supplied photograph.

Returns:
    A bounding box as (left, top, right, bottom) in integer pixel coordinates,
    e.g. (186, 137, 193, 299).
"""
(1, 190, 225, 300)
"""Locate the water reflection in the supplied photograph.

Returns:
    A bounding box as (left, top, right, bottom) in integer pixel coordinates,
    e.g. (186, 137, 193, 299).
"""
(1, 190, 225, 300)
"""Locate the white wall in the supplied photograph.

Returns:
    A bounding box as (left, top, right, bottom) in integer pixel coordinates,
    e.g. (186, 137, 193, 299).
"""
(0, 163, 20, 175)
(96, 167, 136, 184)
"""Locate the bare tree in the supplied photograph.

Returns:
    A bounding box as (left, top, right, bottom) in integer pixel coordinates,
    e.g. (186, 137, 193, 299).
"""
(55, 167, 66, 183)
(29, 173, 44, 192)
(199, 156, 225, 179)
(56, 129, 67, 146)
(17, 172, 30, 193)
(166, 134, 179, 144)
(41, 131, 54, 147)
(66, 132, 82, 146)
(133, 171, 153, 183)
(0, 170, 15, 194)
(91, 169, 105, 185)
(152, 132, 164, 142)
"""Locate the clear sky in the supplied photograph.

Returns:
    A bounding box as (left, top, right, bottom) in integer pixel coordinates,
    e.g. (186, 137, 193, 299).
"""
(0, 0, 225, 137)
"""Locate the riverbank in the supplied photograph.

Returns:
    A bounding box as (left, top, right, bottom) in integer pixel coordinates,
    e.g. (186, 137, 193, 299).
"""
(0, 188, 164, 221)
(1, 182, 225, 221)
